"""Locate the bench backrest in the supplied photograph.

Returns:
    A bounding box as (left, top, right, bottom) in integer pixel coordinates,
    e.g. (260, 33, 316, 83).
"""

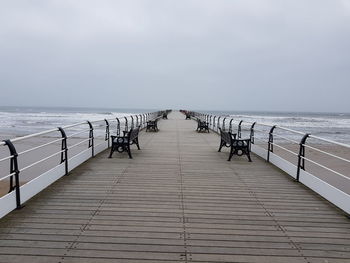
(128, 126, 140, 141)
(219, 128, 235, 144)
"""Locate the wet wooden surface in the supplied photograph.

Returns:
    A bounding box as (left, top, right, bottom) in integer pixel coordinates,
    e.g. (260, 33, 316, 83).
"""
(0, 111, 349, 263)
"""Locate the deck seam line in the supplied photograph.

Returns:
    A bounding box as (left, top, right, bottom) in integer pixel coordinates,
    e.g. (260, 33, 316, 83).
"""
(62, 127, 159, 261)
(177, 118, 188, 263)
(199, 129, 312, 263)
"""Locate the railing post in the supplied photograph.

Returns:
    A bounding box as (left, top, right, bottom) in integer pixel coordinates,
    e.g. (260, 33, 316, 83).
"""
(116, 118, 120, 136)
(58, 127, 68, 175)
(222, 118, 227, 131)
(139, 114, 142, 128)
(3, 140, 22, 209)
(249, 122, 256, 152)
(217, 117, 221, 132)
(267, 125, 276, 162)
(135, 115, 139, 127)
(209, 115, 212, 127)
(104, 119, 110, 148)
(213, 116, 216, 129)
(296, 134, 310, 182)
(229, 119, 234, 133)
(130, 116, 134, 129)
(87, 121, 94, 157)
(238, 120, 243, 138)
(143, 114, 146, 128)
(124, 117, 128, 132)
(250, 122, 256, 144)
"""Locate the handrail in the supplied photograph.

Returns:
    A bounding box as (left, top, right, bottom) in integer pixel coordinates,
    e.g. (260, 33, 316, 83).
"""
(0, 110, 165, 218)
(192, 112, 350, 209)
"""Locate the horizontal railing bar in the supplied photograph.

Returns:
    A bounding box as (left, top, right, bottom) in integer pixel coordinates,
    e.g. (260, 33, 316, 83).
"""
(270, 143, 299, 156)
(61, 121, 88, 129)
(94, 141, 107, 148)
(10, 128, 60, 143)
(301, 156, 350, 181)
(66, 129, 91, 138)
(308, 135, 350, 149)
(303, 144, 350, 164)
(89, 119, 109, 124)
(205, 113, 350, 149)
(68, 138, 91, 150)
(272, 133, 300, 144)
(20, 150, 64, 172)
(223, 119, 308, 135)
(0, 155, 14, 163)
(17, 138, 63, 156)
(0, 172, 16, 182)
(275, 126, 306, 135)
(251, 128, 269, 133)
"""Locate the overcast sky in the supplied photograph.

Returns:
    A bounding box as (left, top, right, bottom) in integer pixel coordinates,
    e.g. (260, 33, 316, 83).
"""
(0, 1, 349, 112)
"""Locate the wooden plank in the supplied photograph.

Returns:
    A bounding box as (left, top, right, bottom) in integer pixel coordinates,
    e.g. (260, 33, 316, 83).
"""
(0, 111, 349, 263)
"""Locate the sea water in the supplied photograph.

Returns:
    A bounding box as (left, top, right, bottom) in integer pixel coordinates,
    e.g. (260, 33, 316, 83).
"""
(204, 110, 350, 144)
(0, 106, 152, 139)
(0, 107, 349, 144)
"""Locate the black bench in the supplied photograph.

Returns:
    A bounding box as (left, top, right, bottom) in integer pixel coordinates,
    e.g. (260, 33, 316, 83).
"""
(109, 127, 140, 159)
(218, 128, 252, 162)
(162, 112, 168, 119)
(196, 119, 209, 133)
(185, 113, 191, 120)
(146, 119, 159, 132)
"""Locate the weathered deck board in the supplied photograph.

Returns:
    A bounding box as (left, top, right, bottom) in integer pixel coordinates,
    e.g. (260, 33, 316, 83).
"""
(0, 111, 349, 263)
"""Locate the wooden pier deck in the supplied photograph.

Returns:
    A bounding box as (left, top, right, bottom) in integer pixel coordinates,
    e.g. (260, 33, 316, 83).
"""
(0, 111, 349, 263)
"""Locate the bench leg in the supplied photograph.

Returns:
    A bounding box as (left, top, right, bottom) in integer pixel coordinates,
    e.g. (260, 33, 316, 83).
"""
(228, 147, 234, 161)
(108, 145, 114, 158)
(127, 145, 133, 159)
(134, 138, 140, 150)
(218, 140, 224, 152)
(246, 150, 252, 162)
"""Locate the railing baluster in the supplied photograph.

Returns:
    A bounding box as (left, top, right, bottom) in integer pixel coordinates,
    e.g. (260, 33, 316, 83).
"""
(130, 116, 134, 129)
(267, 125, 276, 162)
(238, 120, 243, 138)
(87, 121, 94, 157)
(250, 122, 256, 144)
(229, 119, 234, 133)
(104, 119, 110, 148)
(124, 117, 128, 132)
(58, 127, 68, 175)
(3, 140, 22, 209)
(217, 117, 221, 132)
(116, 118, 120, 136)
(296, 134, 310, 182)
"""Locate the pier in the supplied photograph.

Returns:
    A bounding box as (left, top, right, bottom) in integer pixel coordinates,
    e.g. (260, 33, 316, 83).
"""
(0, 111, 349, 262)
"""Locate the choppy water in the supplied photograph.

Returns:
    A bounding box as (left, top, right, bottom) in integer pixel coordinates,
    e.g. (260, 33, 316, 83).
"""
(0, 107, 349, 144)
(203, 110, 350, 144)
(0, 106, 152, 139)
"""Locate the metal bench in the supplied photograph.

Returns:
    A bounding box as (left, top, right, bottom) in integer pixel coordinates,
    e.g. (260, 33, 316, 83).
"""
(185, 113, 191, 120)
(146, 119, 159, 132)
(196, 119, 209, 133)
(218, 128, 252, 162)
(162, 112, 168, 119)
(109, 127, 140, 159)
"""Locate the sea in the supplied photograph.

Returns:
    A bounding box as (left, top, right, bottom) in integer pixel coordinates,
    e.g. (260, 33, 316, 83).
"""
(0, 106, 349, 144)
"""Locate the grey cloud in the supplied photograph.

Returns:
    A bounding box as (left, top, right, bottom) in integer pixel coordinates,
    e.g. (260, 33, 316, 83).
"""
(0, 0, 350, 112)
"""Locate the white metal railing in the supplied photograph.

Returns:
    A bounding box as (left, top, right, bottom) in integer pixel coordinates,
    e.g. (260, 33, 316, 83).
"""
(0, 111, 165, 218)
(189, 111, 350, 215)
